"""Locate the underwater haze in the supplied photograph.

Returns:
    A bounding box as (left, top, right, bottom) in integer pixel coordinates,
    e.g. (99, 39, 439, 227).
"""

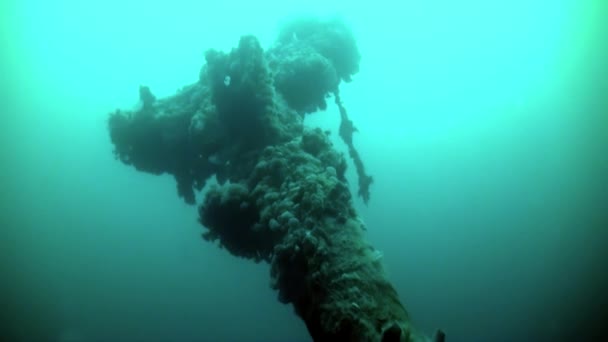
(1, 0, 607, 341)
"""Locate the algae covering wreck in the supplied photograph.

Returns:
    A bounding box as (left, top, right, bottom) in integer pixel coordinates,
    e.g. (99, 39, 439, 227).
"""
(107, 17, 443, 342)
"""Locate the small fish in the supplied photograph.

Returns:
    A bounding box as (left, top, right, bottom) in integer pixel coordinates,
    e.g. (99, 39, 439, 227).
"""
(208, 153, 224, 166)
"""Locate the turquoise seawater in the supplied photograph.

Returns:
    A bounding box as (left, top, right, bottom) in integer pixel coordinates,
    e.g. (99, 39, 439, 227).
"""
(1, 1, 607, 341)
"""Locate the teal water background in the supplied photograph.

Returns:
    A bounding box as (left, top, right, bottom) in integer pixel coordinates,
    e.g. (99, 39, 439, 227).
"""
(1, 1, 607, 341)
